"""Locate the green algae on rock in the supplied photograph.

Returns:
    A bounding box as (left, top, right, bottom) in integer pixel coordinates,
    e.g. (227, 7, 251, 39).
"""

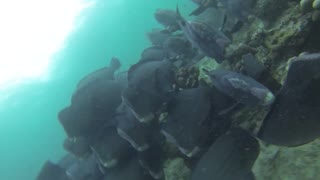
(163, 158, 191, 180)
(254, 0, 288, 21)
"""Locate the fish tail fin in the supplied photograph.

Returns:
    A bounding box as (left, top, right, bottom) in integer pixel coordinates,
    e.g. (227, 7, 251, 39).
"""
(110, 57, 121, 71)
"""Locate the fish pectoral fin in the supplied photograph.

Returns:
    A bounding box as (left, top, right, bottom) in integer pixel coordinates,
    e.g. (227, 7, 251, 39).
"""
(219, 13, 228, 32)
(189, 5, 207, 16)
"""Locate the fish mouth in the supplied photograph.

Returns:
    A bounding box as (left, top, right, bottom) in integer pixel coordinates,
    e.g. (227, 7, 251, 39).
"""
(262, 91, 275, 106)
(250, 87, 275, 107)
(117, 128, 149, 152)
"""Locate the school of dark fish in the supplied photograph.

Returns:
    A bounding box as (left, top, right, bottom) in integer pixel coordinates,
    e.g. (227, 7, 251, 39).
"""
(36, 1, 320, 180)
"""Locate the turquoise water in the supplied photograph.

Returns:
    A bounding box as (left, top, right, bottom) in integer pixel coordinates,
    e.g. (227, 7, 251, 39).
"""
(0, 1, 193, 179)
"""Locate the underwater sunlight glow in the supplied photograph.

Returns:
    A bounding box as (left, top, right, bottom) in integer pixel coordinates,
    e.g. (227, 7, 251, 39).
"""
(0, 0, 95, 89)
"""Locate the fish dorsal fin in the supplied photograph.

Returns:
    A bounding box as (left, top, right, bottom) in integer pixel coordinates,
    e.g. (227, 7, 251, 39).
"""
(110, 57, 121, 72)
(176, 5, 182, 20)
(127, 61, 147, 83)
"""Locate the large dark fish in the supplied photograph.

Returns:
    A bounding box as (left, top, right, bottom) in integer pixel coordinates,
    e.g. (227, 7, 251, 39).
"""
(122, 87, 163, 123)
(146, 29, 171, 46)
(190, 0, 218, 16)
(76, 57, 121, 90)
(59, 80, 123, 137)
(115, 105, 153, 152)
(58, 154, 77, 170)
(258, 53, 320, 146)
(127, 60, 175, 97)
(90, 127, 134, 168)
(115, 71, 129, 88)
(176, 7, 230, 63)
(161, 87, 213, 157)
(163, 36, 193, 61)
(140, 46, 166, 62)
(64, 154, 102, 180)
(191, 128, 260, 180)
(209, 85, 239, 115)
(241, 53, 266, 79)
(122, 60, 175, 123)
(218, 0, 255, 22)
(63, 137, 90, 158)
(138, 143, 164, 179)
(36, 161, 70, 180)
(206, 69, 275, 107)
(193, 7, 226, 30)
(154, 9, 179, 32)
(103, 157, 154, 180)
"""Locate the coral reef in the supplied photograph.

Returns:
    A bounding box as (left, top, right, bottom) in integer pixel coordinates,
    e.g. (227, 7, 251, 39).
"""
(196, 57, 220, 85)
(162, 1, 320, 178)
(252, 141, 281, 180)
(270, 139, 320, 180)
(254, 0, 288, 22)
(175, 66, 200, 89)
(253, 139, 320, 180)
(222, 0, 320, 179)
(226, 1, 317, 92)
(230, 4, 313, 63)
(263, 10, 311, 52)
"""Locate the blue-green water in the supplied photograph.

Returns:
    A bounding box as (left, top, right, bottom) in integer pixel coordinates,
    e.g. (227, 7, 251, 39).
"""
(0, 1, 194, 179)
